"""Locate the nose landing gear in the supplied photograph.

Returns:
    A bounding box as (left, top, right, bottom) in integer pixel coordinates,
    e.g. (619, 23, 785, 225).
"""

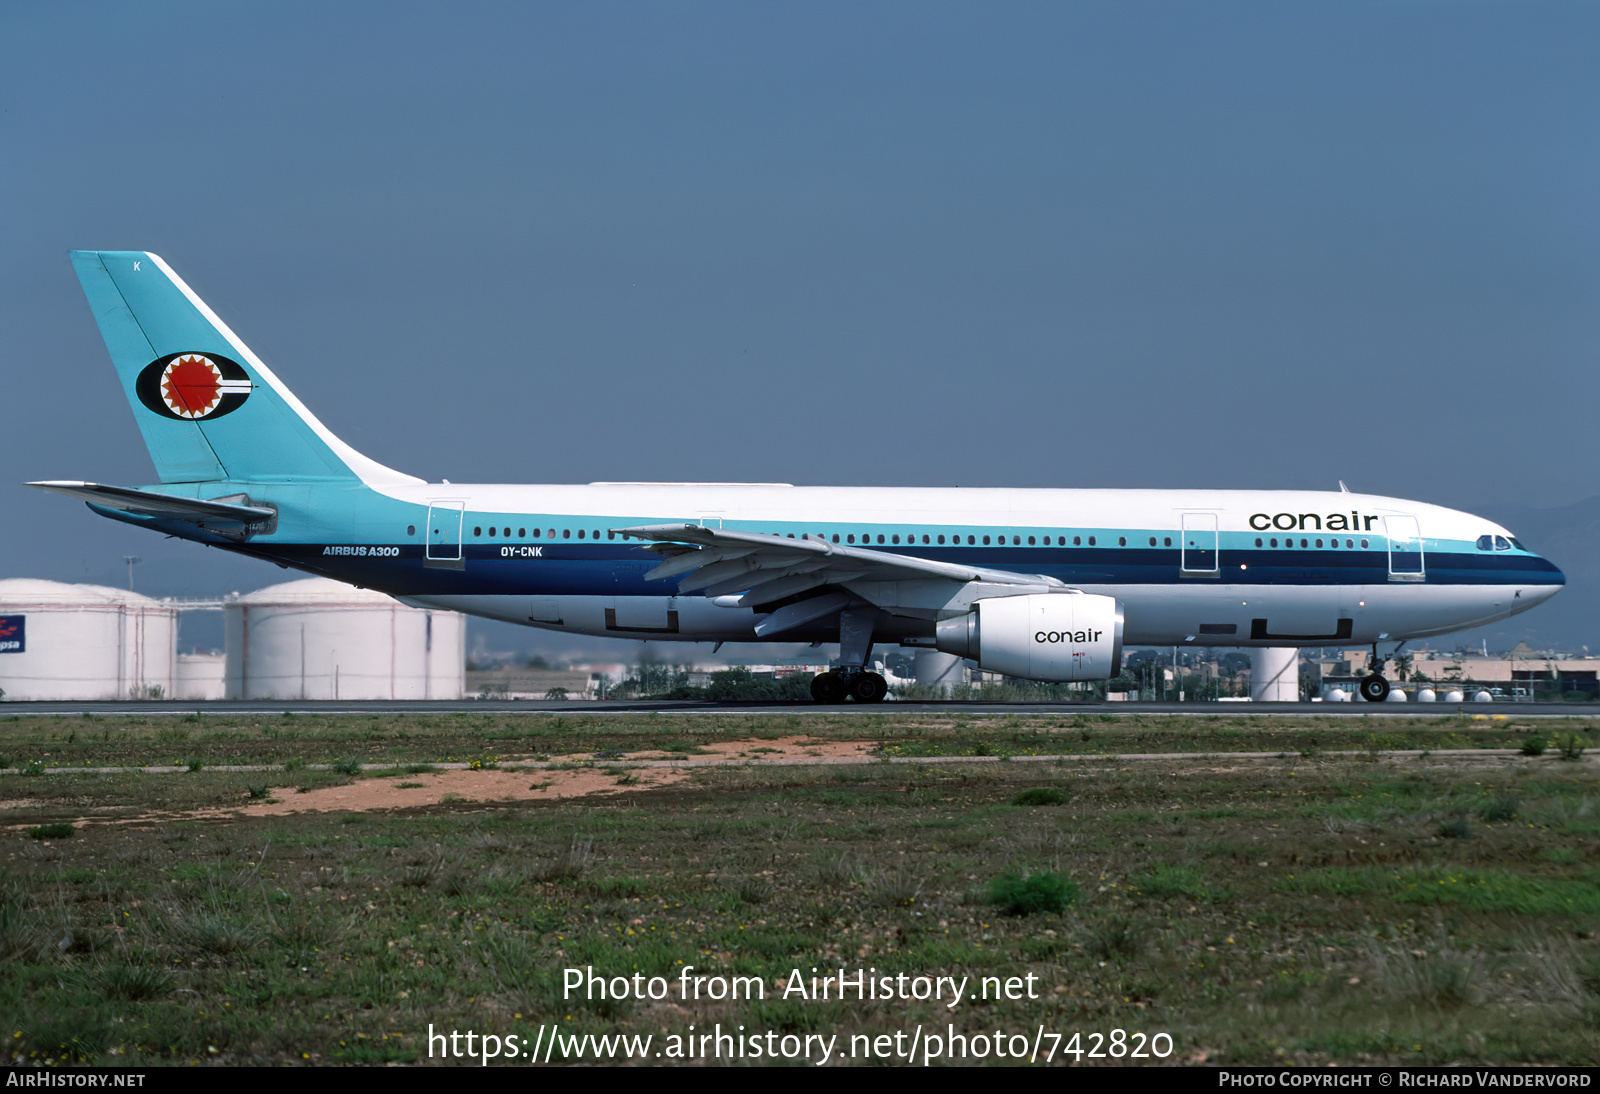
(1358, 674, 1391, 703)
(1358, 641, 1405, 702)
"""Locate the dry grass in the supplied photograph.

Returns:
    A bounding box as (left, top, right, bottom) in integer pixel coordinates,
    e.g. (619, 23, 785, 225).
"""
(1, 715, 1598, 1066)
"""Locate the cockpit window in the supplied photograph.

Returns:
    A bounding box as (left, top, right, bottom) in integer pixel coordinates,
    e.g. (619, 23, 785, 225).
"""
(1494, 535, 1511, 551)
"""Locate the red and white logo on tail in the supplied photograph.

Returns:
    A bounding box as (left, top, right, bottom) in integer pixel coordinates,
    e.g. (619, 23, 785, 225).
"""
(136, 352, 254, 421)
(159, 355, 252, 418)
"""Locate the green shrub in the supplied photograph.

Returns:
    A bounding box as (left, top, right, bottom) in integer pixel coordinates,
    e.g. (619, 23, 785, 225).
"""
(986, 871, 1077, 916)
(1553, 733, 1590, 762)
(1084, 916, 1147, 959)
(1011, 787, 1066, 806)
(1521, 735, 1547, 757)
(1437, 816, 1474, 839)
(1478, 796, 1519, 822)
(28, 823, 74, 840)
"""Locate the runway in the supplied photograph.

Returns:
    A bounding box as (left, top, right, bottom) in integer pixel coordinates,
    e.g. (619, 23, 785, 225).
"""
(4, 698, 1596, 717)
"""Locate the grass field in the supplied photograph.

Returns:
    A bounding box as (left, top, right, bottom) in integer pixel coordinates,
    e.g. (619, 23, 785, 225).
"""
(2, 712, 1598, 1067)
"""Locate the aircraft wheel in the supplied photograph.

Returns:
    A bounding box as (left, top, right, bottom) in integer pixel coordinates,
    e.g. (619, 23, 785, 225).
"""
(850, 672, 888, 703)
(810, 672, 846, 704)
(1359, 674, 1391, 703)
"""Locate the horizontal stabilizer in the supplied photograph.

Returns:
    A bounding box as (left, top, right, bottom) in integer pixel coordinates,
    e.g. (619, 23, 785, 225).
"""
(27, 481, 276, 537)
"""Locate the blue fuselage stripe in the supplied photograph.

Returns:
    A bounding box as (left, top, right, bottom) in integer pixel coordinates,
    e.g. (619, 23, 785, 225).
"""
(245, 543, 1564, 599)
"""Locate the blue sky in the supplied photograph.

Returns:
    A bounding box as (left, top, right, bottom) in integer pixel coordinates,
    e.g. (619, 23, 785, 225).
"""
(4, 2, 1596, 654)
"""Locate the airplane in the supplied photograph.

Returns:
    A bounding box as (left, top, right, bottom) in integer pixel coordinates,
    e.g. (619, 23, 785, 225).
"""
(30, 251, 1565, 704)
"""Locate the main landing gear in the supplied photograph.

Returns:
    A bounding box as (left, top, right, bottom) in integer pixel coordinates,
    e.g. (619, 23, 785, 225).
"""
(1358, 641, 1405, 703)
(809, 669, 888, 704)
(809, 606, 888, 703)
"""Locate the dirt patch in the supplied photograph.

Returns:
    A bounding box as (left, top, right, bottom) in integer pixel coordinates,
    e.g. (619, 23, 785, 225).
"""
(223, 765, 687, 816)
(215, 736, 878, 817)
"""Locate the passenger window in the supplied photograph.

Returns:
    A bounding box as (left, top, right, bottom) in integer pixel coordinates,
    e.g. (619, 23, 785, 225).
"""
(922, 535, 929, 544)
(1118, 537, 1126, 547)
(1315, 539, 1322, 548)
(1074, 536, 1081, 546)
(1148, 537, 1156, 547)
(577, 529, 585, 539)
(1270, 538, 1278, 547)
(937, 534, 945, 545)
(518, 528, 525, 538)
(562, 529, 570, 539)
(1255, 538, 1262, 547)
(1360, 538, 1369, 548)
(474, 526, 482, 537)
(407, 525, 415, 536)
(532, 528, 540, 538)
(847, 534, 855, 544)
(982, 535, 991, 545)
(1088, 536, 1095, 546)
(1164, 537, 1172, 547)
(832, 534, 840, 543)
(967, 535, 975, 545)
(892, 535, 900, 545)
(1028, 536, 1036, 546)
(489, 527, 497, 537)
(547, 529, 556, 539)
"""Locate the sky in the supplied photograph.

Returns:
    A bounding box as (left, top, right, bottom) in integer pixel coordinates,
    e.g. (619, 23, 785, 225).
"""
(3, 2, 1597, 657)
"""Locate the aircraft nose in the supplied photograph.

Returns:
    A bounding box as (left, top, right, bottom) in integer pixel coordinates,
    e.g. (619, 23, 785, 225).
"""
(1526, 558, 1564, 605)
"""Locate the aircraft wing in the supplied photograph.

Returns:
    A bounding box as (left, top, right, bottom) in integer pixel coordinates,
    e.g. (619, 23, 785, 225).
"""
(27, 481, 276, 536)
(614, 523, 1062, 634)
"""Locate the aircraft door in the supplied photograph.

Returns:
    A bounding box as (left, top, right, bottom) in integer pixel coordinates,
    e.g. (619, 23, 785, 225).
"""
(1181, 513, 1219, 575)
(1385, 515, 1424, 581)
(425, 501, 465, 569)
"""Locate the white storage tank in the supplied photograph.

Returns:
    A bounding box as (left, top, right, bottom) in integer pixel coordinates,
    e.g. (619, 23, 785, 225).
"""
(0, 579, 177, 701)
(223, 578, 463, 700)
(176, 652, 226, 700)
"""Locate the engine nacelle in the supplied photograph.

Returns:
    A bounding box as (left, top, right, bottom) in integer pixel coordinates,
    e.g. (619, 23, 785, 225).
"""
(933, 593, 1124, 682)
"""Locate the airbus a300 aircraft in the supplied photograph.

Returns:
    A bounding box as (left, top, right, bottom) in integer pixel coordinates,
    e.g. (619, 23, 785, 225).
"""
(33, 252, 1564, 703)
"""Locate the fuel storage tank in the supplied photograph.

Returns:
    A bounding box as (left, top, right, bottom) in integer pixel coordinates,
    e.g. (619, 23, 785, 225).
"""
(0, 579, 176, 700)
(223, 578, 463, 700)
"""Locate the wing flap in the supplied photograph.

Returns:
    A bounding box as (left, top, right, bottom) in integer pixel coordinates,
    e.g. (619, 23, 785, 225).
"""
(753, 592, 853, 637)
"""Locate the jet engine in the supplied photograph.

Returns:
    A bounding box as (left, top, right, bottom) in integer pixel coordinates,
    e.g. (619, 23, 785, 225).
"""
(933, 593, 1124, 682)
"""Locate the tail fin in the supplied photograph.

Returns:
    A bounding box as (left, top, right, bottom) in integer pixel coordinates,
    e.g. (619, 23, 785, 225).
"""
(69, 251, 421, 487)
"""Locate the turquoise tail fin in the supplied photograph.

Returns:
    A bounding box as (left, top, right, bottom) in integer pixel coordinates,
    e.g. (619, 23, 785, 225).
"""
(70, 251, 420, 487)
